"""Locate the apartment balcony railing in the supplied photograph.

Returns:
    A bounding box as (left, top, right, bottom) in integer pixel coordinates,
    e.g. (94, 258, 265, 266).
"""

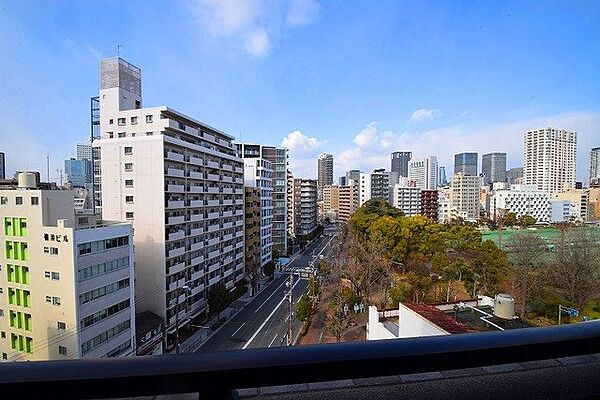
(1, 323, 600, 399)
(167, 230, 185, 241)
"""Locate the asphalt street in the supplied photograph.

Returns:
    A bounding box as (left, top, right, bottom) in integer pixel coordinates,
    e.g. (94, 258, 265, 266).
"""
(198, 228, 338, 352)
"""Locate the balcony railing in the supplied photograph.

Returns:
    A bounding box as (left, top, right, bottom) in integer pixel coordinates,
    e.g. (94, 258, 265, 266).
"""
(0, 323, 600, 399)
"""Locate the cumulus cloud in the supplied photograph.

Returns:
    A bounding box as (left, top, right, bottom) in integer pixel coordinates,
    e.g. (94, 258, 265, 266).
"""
(282, 130, 326, 178)
(408, 108, 441, 123)
(187, 0, 320, 57)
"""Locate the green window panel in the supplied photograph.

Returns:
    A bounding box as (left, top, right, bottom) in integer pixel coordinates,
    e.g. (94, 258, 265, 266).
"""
(7, 264, 15, 283)
(10, 333, 33, 354)
(6, 265, 28, 284)
(19, 218, 27, 237)
(7, 288, 31, 308)
(9, 311, 32, 331)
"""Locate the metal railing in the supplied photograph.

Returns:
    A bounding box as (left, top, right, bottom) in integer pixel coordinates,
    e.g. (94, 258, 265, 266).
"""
(0, 322, 600, 399)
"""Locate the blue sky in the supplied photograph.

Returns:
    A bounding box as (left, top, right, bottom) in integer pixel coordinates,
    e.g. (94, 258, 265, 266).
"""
(1, 1, 599, 181)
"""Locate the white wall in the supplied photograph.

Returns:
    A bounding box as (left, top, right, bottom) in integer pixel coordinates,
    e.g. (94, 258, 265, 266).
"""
(398, 303, 449, 338)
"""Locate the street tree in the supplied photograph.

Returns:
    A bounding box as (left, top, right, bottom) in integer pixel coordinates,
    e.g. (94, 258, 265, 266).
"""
(207, 282, 231, 320)
(296, 295, 312, 323)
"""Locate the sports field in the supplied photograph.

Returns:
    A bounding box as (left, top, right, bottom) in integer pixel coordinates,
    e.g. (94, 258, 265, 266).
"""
(482, 225, 600, 250)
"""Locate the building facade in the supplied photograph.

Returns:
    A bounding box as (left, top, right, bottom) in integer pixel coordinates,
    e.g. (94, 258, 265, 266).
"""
(0, 176, 135, 361)
(481, 153, 507, 186)
(408, 156, 438, 190)
(0, 152, 5, 180)
(244, 187, 261, 295)
(291, 179, 318, 236)
(420, 189, 439, 222)
(93, 57, 244, 341)
(590, 147, 600, 188)
(358, 170, 396, 206)
(236, 144, 288, 255)
(450, 173, 481, 221)
(524, 128, 577, 192)
(391, 151, 412, 178)
(317, 153, 333, 199)
(391, 185, 421, 216)
(551, 189, 589, 223)
(506, 167, 524, 185)
(64, 158, 86, 188)
(491, 185, 551, 222)
(454, 153, 478, 176)
(322, 185, 341, 221)
(338, 182, 359, 224)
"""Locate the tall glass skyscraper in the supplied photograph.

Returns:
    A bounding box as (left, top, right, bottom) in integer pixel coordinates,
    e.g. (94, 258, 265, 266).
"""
(454, 152, 478, 176)
(391, 151, 412, 177)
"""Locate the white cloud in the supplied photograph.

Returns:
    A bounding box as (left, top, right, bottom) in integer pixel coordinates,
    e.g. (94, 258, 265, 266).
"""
(282, 130, 325, 177)
(408, 108, 441, 123)
(186, 0, 320, 57)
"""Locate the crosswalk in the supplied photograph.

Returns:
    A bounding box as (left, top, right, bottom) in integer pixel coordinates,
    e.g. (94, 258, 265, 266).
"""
(282, 266, 316, 278)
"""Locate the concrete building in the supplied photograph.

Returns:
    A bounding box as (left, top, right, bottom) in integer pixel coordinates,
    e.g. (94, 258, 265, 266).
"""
(0, 152, 5, 180)
(241, 157, 273, 267)
(437, 189, 452, 223)
(590, 147, 600, 188)
(481, 153, 507, 186)
(338, 176, 347, 186)
(391, 185, 421, 216)
(454, 153, 478, 176)
(391, 151, 412, 178)
(450, 173, 481, 221)
(317, 153, 333, 199)
(358, 169, 396, 206)
(408, 156, 438, 190)
(338, 181, 359, 224)
(551, 189, 589, 223)
(506, 167, 524, 185)
(236, 143, 288, 255)
(64, 158, 86, 188)
(0, 173, 135, 361)
(291, 179, 318, 237)
(491, 184, 551, 222)
(244, 187, 261, 295)
(93, 57, 244, 341)
(322, 185, 341, 221)
(286, 170, 295, 240)
(346, 170, 361, 184)
(438, 166, 447, 187)
(550, 200, 571, 223)
(77, 144, 93, 161)
(524, 128, 577, 192)
(420, 189, 439, 222)
(588, 188, 600, 221)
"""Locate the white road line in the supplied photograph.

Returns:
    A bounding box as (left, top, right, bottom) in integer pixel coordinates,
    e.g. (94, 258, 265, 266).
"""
(268, 334, 278, 348)
(231, 322, 245, 337)
(255, 278, 288, 313)
(243, 279, 301, 350)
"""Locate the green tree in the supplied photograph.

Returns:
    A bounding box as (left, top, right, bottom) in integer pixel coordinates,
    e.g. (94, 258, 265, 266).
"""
(263, 261, 275, 279)
(296, 295, 312, 322)
(207, 282, 231, 320)
(503, 212, 517, 227)
(518, 215, 536, 227)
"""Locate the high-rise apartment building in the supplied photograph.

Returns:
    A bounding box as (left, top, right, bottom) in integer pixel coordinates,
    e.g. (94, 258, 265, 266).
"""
(420, 189, 439, 222)
(338, 182, 359, 224)
(0, 152, 5, 180)
(235, 144, 288, 255)
(322, 185, 341, 221)
(291, 179, 318, 236)
(491, 184, 551, 222)
(317, 153, 333, 198)
(408, 156, 438, 190)
(391, 185, 421, 216)
(0, 173, 135, 361)
(93, 57, 244, 342)
(244, 187, 261, 295)
(524, 128, 577, 192)
(438, 166, 447, 186)
(481, 153, 507, 186)
(358, 169, 396, 206)
(506, 167, 524, 185)
(338, 176, 347, 186)
(454, 153, 478, 176)
(391, 151, 412, 178)
(241, 157, 273, 267)
(450, 173, 481, 221)
(346, 170, 361, 184)
(590, 147, 600, 187)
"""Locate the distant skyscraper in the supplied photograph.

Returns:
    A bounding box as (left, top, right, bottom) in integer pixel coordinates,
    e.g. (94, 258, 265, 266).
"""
(481, 153, 507, 186)
(438, 166, 447, 186)
(524, 128, 577, 192)
(317, 153, 333, 197)
(391, 151, 412, 177)
(590, 147, 600, 187)
(0, 152, 5, 180)
(454, 153, 478, 176)
(77, 144, 92, 160)
(338, 176, 347, 186)
(408, 156, 438, 190)
(506, 167, 524, 185)
(346, 169, 360, 184)
(64, 158, 86, 187)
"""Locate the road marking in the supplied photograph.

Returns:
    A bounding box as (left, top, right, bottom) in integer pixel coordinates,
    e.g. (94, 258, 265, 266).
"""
(255, 278, 287, 313)
(268, 334, 278, 348)
(231, 322, 245, 337)
(243, 279, 301, 350)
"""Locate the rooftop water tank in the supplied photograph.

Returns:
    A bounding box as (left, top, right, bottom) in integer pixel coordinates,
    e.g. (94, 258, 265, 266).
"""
(493, 293, 515, 320)
(17, 172, 38, 189)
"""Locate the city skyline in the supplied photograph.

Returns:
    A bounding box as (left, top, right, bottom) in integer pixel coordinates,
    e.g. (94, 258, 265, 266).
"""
(1, 1, 600, 181)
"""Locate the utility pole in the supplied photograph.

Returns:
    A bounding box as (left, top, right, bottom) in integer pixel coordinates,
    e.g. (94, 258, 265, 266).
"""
(286, 271, 294, 346)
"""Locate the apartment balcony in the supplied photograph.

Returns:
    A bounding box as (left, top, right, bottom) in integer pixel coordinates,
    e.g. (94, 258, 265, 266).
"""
(167, 215, 186, 225)
(222, 233, 233, 241)
(167, 184, 185, 193)
(189, 242, 203, 252)
(167, 200, 185, 209)
(222, 199, 233, 206)
(189, 185, 204, 194)
(207, 237, 219, 246)
(167, 246, 186, 258)
(235, 241, 243, 249)
(189, 213, 202, 222)
(208, 262, 220, 274)
(235, 262, 244, 270)
(191, 284, 204, 297)
(189, 171, 203, 180)
(223, 244, 233, 254)
(207, 224, 219, 233)
(206, 160, 220, 169)
(190, 227, 204, 236)
(235, 252, 244, 260)
(235, 230, 244, 237)
(234, 177, 244, 184)
(234, 198, 244, 205)
(222, 164, 233, 171)
(167, 230, 185, 241)
(189, 200, 203, 208)
(191, 268, 204, 280)
(206, 173, 220, 181)
(207, 186, 220, 194)
(222, 210, 233, 217)
(208, 274, 220, 286)
(207, 211, 220, 219)
(223, 188, 234, 195)
(234, 166, 244, 173)
(234, 219, 244, 227)
(235, 209, 244, 216)
(189, 156, 203, 166)
(168, 261, 186, 274)
(166, 168, 185, 177)
(207, 249, 220, 260)
(225, 280, 234, 290)
(190, 255, 204, 267)
(223, 268, 234, 279)
(165, 151, 184, 162)
(207, 199, 220, 207)
(222, 176, 233, 183)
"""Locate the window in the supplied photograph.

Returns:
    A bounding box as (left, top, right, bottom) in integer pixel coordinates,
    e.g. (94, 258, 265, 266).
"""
(117, 118, 126, 126)
(46, 296, 52, 303)
(52, 297, 61, 306)
(145, 115, 153, 123)
(44, 271, 51, 278)
(31, 197, 39, 205)
(57, 322, 66, 330)
(51, 272, 60, 281)
(146, 132, 153, 136)
(118, 132, 126, 138)
(124, 146, 133, 155)
(125, 196, 134, 204)
(1, 353, 6, 360)
(124, 163, 133, 172)
(79, 278, 130, 304)
(0, 332, 5, 339)
(108, 132, 114, 139)
(131, 116, 138, 125)
(0, 197, 7, 205)
(50, 247, 58, 255)
(15, 197, 23, 205)
(126, 212, 134, 220)
(109, 119, 113, 125)
(125, 179, 134, 188)
(58, 346, 67, 356)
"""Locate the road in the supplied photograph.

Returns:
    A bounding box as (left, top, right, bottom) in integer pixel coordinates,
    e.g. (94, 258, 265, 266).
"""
(198, 228, 338, 352)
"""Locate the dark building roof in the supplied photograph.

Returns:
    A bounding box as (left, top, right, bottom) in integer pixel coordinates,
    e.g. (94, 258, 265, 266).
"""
(404, 303, 474, 334)
(135, 310, 164, 338)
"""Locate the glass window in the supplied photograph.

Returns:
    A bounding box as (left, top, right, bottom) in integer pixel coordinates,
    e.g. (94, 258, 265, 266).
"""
(131, 116, 138, 125)
(15, 197, 23, 205)
(124, 146, 133, 155)
(117, 118, 126, 126)
(31, 197, 39, 205)
(145, 115, 153, 123)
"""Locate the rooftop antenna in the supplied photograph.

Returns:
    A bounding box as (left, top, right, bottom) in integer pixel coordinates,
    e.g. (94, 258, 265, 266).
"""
(46, 155, 50, 182)
(117, 44, 122, 58)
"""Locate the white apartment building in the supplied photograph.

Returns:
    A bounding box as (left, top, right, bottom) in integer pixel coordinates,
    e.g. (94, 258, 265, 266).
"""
(491, 184, 551, 222)
(291, 179, 318, 236)
(358, 169, 397, 206)
(93, 57, 244, 342)
(524, 128, 577, 193)
(391, 185, 421, 216)
(550, 200, 571, 223)
(450, 173, 481, 221)
(551, 189, 589, 222)
(408, 156, 438, 190)
(0, 174, 135, 361)
(242, 157, 273, 267)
